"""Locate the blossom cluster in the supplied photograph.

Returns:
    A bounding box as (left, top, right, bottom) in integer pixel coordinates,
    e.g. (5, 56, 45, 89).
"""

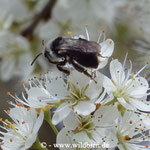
(1, 27, 150, 150)
(1, 0, 150, 82)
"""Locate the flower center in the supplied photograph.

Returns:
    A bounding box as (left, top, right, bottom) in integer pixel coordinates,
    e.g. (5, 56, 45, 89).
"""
(68, 81, 90, 104)
(117, 130, 131, 150)
(112, 78, 134, 102)
(73, 116, 95, 139)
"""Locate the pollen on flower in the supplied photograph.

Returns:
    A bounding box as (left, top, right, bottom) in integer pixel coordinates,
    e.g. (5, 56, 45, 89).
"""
(85, 24, 88, 27)
(27, 107, 30, 111)
(124, 135, 131, 141)
(0, 118, 2, 122)
(109, 40, 112, 44)
(11, 121, 14, 124)
(145, 144, 149, 148)
(77, 125, 81, 130)
(20, 80, 25, 84)
(17, 103, 24, 107)
(10, 138, 13, 142)
(144, 74, 148, 78)
(7, 92, 11, 96)
(100, 26, 104, 30)
(67, 31, 72, 36)
(131, 74, 134, 80)
(129, 120, 133, 124)
(96, 103, 101, 110)
(69, 105, 73, 109)
(22, 121, 25, 124)
(6, 124, 10, 128)
(6, 110, 10, 114)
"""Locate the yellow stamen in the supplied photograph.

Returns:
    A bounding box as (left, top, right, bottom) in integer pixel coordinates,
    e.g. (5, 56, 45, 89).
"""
(145, 74, 148, 78)
(77, 125, 81, 130)
(27, 107, 30, 111)
(17, 103, 24, 107)
(109, 40, 112, 44)
(67, 31, 72, 36)
(6, 110, 10, 114)
(69, 105, 73, 109)
(100, 26, 103, 30)
(7, 92, 11, 96)
(20, 80, 25, 84)
(6, 125, 10, 128)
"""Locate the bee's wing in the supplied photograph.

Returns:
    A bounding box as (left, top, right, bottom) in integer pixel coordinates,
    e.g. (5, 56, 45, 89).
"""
(57, 38, 100, 53)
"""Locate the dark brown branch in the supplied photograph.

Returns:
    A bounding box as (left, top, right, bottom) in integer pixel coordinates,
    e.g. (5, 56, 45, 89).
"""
(21, 0, 57, 38)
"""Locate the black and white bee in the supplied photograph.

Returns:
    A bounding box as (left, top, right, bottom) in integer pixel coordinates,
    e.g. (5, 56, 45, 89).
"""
(31, 27, 114, 81)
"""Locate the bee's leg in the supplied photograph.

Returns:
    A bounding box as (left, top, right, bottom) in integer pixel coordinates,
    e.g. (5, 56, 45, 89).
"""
(57, 59, 70, 75)
(70, 59, 97, 84)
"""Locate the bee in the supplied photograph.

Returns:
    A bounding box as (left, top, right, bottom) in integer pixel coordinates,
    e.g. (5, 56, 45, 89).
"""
(31, 27, 110, 82)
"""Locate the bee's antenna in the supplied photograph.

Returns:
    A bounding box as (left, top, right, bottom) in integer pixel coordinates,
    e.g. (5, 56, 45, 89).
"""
(31, 53, 43, 66)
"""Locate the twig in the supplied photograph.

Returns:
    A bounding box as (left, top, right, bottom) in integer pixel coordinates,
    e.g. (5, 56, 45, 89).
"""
(21, 0, 57, 38)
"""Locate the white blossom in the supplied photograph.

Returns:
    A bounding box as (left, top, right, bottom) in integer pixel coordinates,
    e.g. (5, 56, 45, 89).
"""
(0, 106, 44, 150)
(0, 0, 32, 24)
(106, 111, 150, 150)
(57, 105, 119, 150)
(0, 30, 34, 81)
(14, 69, 105, 125)
(103, 55, 150, 112)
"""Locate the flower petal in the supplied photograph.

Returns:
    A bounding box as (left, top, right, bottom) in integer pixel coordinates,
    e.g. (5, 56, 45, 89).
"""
(100, 39, 114, 57)
(126, 77, 148, 98)
(68, 70, 91, 89)
(103, 76, 116, 94)
(33, 110, 44, 134)
(117, 97, 136, 111)
(25, 134, 37, 149)
(85, 72, 104, 100)
(74, 101, 96, 116)
(46, 77, 69, 99)
(93, 105, 119, 126)
(52, 103, 72, 125)
(63, 113, 80, 130)
(110, 59, 125, 85)
(57, 128, 76, 150)
(130, 99, 150, 112)
(72, 132, 94, 143)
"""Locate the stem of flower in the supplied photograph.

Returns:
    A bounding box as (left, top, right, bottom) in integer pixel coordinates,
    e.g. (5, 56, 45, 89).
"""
(105, 98, 117, 106)
(43, 107, 58, 135)
(32, 137, 48, 150)
(21, 0, 57, 38)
